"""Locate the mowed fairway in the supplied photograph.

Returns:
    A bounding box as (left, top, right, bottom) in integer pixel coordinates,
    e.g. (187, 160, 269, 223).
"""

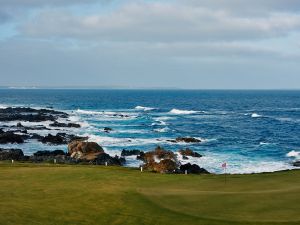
(0, 163, 300, 225)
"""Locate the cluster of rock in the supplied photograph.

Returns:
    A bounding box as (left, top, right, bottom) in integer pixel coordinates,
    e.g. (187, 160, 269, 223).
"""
(122, 146, 209, 174)
(0, 107, 84, 145)
(167, 137, 202, 144)
(0, 140, 125, 166)
(293, 161, 300, 167)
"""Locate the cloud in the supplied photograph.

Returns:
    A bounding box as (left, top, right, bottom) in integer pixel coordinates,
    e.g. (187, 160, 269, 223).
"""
(0, 0, 108, 8)
(19, 2, 300, 43)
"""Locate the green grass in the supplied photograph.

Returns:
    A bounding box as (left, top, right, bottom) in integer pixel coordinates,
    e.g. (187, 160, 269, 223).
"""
(0, 163, 300, 225)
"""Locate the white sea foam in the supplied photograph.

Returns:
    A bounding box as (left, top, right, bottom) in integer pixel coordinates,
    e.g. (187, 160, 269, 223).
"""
(135, 106, 155, 111)
(76, 109, 137, 120)
(0, 104, 8, 109)
(259, 142, 272, 146)
(176, 152, 294, 174)
(287, 150, 300, 158)
(154, 127, 170, 133)
(251, 113, 262, 118)
(76, 109, 105, 115)
(169, 109, 199, 115)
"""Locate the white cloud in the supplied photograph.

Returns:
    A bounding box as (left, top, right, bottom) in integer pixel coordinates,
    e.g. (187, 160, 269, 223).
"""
(19, 2, 300, 43)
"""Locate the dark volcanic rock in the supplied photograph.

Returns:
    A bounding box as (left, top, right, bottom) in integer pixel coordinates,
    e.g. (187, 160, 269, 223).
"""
(16, 122, 24, 128)
(180, 163, 209, 174)
(40, 133, 86, 145)
(293, 161, 300, 167)
(0, 107, 68, 122)
(121, 149, 143, 157)
(33, 150, 66, 157)
(0, 131, 25, 144)
(93, 153, 125, 166)
(49, 121, 81, 128)
(104, 127, 113, 133)
(0, 148, 24, 160)
(179, 148, 202, 158)
(175, 137, 201, 143)
(41, 134, 66, 145)
(31, 150, 66, 162)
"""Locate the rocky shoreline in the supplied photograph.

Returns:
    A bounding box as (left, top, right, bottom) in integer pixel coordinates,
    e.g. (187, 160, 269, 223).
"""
(0, 107, 211, 174)
(1, 107, 299, 174)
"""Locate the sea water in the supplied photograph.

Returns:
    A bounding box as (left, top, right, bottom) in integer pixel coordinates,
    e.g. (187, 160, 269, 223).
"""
(0, 89, 300, 174)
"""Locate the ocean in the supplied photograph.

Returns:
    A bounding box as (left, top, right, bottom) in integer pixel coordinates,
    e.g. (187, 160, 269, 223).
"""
(1, 89, 300, 174)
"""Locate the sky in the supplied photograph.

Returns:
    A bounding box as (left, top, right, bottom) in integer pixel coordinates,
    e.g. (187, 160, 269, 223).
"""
(0, 0, 300, 89)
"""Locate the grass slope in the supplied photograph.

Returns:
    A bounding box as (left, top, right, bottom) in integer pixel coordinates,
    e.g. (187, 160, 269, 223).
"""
(0, 163, 299, 225)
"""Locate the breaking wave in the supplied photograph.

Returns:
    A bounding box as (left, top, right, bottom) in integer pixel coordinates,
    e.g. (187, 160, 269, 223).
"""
(169, 108, 199, 115)
(135, 106, 155, 111)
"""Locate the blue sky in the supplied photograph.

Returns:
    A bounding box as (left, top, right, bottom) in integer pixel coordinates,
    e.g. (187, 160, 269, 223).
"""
(0, 0, 300, 89)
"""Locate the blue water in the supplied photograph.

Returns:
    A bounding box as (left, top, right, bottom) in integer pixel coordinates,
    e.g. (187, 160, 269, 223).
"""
(1, 89, 300, 174)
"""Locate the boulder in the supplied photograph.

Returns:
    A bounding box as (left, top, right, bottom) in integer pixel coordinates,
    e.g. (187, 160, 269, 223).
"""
(68, 141, 104, 160)
(141, 146, 176, 163)
(180, 163, 209, 174)
(33, 150, 66, 157)
(152, 159, 178, 173)
(141, 146, 179, 173)
(121, 149, 143, 157)
(104, 127, 113, 133)
(175, 137, 201, 143)
(49, 121, 81, 128)
(0, 148, 24, 160)
(31, 150, 66, 162)
(293, 161, 300, 167)
(93, 153, 125, 166)
(40, 133, 86, 145)
(179, 148, 202, 158)
(0, 131, 24, 144)
(41, 134, 66, 145)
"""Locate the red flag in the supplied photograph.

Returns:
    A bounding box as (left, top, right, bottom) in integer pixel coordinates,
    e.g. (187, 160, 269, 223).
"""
(222, 163, 227, 168)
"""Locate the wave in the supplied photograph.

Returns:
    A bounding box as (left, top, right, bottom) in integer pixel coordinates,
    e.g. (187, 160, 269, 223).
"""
(0, 104, 8, 109)
(76, 109, 104, 115)
(135, 106, 155, 111)
(154, 127, 170, 133)
(169, 108, 199, 115)
(76, 109, 137, 120)
(286, 150, 300, 158)
(251, 113, 262, 118)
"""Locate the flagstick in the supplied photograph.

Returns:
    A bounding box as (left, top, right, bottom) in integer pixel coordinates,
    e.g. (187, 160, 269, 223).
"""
(225, 167, 227, 185)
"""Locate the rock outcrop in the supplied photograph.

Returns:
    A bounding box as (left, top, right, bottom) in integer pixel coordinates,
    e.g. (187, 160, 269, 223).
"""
(121, 149, 143, 157)
(293, 161, 300, 167)
(175, 137, 202, 143)
(0, 131, 25, 144)
(31, 150, 66, 162)
(0, 148, 24, 160)
(140, 146, 179, 173)
(49, 121, 81, 128)
(180, 163, 209, 174)
(179, 148, 202, 158)
(68, 141, 104, 160)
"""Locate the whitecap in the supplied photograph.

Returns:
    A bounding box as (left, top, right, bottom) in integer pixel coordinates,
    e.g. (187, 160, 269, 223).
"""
(286, 150, 300, 158)
(0, 104, 8, 109)
(251, 113, 262, 118)
(169, 108, 199, 115)
(76, 109, 104, 115)
(135, 106, 155, 111)
(154, 127, 170, 133)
